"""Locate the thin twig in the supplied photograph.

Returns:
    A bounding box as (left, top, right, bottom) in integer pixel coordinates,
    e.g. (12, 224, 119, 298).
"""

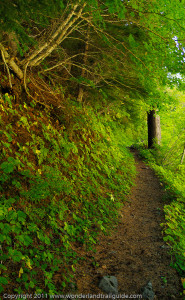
(23, 61, 29, 94)
(1, 49, 12, 88)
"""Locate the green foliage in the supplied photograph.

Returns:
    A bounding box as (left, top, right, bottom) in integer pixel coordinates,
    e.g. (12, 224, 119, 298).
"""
(163, 202, 185, 273)
(0, 0, 63, 41)
(0, 93, 136, 293)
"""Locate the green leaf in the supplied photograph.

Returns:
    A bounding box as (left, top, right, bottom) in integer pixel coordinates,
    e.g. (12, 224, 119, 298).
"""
(7, 210, 17, 222)
(17, 210, 27, 223)
(29, 281, 35, 288)
(16, 234, 33, 246)
(0, 161, 15, 173)
(11, 224, 22, 234)
(8, 248, 23, 262)
(37, 231, 51, 245)
(118, 4, 127, 19)
(0, 276, 8, 285)
(0, 265, 7, 271)
(2, 224, 11, 234)
(0, 234, 6, 243)
(4, 132, 12, 142)
(130, 12, 135, 18)
(20, 116, 28, 123)
(44, 235, 51, 245)
(129, 34, 137, 48)
(60, 0, 64, 10)
(28, 223, 38, 232)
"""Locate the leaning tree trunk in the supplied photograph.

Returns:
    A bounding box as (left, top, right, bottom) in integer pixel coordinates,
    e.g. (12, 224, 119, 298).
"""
(147, 110, 161, 148)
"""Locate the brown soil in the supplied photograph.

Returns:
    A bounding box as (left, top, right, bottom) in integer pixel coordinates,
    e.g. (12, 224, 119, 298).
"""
(75, 150, 183, 299)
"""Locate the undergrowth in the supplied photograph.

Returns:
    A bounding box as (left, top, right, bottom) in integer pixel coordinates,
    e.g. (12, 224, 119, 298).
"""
(0, 93, 136, 294)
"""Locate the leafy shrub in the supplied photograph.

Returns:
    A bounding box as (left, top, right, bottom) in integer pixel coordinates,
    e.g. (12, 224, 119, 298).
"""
(0, 93, 136, 293)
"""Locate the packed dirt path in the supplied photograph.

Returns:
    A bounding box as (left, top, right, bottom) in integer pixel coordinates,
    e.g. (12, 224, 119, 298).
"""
(76, 150, 183, 299)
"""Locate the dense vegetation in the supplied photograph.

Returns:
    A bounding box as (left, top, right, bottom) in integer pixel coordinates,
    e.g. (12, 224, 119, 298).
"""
(0, 88, 137, 293)
(0, 0, 185, 295)
(139, 90, 185, 289)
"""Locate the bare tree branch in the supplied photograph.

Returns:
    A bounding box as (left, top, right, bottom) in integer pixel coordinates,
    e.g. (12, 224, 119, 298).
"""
(0, 42, 23, 80)
(1, 49, 12, 88)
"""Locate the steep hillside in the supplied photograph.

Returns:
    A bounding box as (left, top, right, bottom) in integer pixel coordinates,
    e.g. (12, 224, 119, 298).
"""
(0, 73, 136, 294)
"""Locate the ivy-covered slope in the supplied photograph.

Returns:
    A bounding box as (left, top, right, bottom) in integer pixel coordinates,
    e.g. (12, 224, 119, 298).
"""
(0, 87, 136, 294)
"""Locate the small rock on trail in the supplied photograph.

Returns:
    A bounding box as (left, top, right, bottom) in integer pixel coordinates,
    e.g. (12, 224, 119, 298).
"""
(99, 276, 118, 294)
(75, 150, 183, 299)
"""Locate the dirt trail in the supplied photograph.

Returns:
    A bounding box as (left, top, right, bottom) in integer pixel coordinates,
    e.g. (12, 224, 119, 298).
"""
(76, 150, 183, 299)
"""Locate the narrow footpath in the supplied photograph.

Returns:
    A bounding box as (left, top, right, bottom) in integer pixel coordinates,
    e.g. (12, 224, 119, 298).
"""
(76, 150, 183, 299)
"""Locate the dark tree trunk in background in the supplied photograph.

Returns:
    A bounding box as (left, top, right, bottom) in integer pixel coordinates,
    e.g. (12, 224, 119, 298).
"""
(180, 145, 185, 164)
(147, 110, 161, 148)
